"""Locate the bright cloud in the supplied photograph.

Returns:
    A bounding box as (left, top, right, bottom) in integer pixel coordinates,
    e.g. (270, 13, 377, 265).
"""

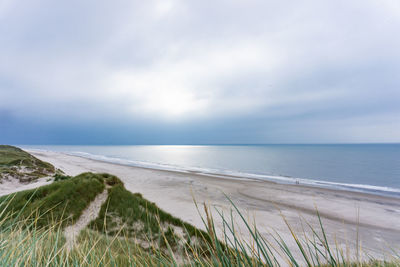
(0, 0, 399, 143)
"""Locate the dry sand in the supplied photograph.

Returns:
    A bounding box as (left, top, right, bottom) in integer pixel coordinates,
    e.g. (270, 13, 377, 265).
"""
(0, 176, 52, 197)
(19, 150, 400, 259)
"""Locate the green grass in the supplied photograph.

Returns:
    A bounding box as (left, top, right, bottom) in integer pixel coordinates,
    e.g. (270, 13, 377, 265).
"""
(53, 173, 72, 181)
(0, 145, 55, 182)
(0, 218, 177, 266)
(89, 178, 206, 238)
(0, 171, 214, 260)
(0, 172, 105, 228)
(89, 180, 212, 253)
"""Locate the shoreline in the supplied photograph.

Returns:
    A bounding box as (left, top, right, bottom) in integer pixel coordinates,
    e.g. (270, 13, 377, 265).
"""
(23, 148, 400, 199)
(17, 149, 400, 258)
(54, 151, 400, 202)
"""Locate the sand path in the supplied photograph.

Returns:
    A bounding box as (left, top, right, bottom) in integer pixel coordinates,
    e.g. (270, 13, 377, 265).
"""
(64, 188, 109, 250)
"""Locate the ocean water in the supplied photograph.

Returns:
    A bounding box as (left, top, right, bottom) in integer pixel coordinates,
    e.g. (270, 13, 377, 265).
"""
(21, 144, 400, 197)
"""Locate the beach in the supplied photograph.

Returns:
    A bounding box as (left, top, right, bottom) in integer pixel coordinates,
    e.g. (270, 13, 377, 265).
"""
(22, 149, 400, 259)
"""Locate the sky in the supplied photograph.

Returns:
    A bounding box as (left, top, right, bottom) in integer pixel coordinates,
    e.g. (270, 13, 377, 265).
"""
(0, 0, 400, 144)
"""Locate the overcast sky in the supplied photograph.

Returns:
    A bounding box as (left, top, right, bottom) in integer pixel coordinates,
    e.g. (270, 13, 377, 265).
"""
(1, 0, 399, 144)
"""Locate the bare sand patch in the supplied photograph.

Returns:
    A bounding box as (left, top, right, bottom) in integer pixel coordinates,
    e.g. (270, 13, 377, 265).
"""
(0, 176, 52, 197)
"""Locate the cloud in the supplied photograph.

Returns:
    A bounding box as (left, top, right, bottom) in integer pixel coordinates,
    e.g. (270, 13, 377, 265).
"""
(0, 0, 399, 143)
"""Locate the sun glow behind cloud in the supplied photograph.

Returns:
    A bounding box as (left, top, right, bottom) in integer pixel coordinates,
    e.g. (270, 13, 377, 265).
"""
(107, 40, 278, 120)
(141, 90, 207, 118)
(109, 71, 209, 119)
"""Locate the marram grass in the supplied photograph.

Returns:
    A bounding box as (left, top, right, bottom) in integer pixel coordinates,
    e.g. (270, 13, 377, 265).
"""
(0, 192, 399, 266)
(0, 145, 55, 182)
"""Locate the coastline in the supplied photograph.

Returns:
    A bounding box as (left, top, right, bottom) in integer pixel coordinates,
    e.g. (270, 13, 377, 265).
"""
(23, 149, 400, 258)
(22, 147, 400, 198)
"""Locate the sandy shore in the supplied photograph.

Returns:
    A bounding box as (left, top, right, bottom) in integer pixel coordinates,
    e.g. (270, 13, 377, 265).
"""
(20, 150, 400, 259)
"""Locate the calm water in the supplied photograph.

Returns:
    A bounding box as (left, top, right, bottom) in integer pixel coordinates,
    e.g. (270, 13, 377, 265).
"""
(21, 144, 400, 196)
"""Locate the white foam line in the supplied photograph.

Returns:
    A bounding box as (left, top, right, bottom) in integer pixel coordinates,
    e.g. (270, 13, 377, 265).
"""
(27, 148, 400, 197)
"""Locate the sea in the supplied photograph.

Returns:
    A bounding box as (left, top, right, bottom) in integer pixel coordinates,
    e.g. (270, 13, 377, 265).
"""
(21, 144, 400, 197)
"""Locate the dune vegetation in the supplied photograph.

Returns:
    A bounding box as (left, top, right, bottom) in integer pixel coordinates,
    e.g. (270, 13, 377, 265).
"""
(0, 171, 214, 265)
(0, 145, 55, 182)
(0, 146, 398, 266)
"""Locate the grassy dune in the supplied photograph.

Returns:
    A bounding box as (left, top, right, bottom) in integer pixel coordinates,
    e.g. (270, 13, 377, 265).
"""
(0, 145, 55, 182)
(0, 172, 105, 228)
(0, 171, 213, 263)
(89, 180, 212, 253)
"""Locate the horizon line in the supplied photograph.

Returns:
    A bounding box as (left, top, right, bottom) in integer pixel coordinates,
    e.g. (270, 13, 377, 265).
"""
(12, 142, 400, 146)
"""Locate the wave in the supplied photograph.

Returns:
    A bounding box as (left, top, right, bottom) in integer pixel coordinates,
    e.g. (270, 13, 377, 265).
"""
(28, 148, 400, 197)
